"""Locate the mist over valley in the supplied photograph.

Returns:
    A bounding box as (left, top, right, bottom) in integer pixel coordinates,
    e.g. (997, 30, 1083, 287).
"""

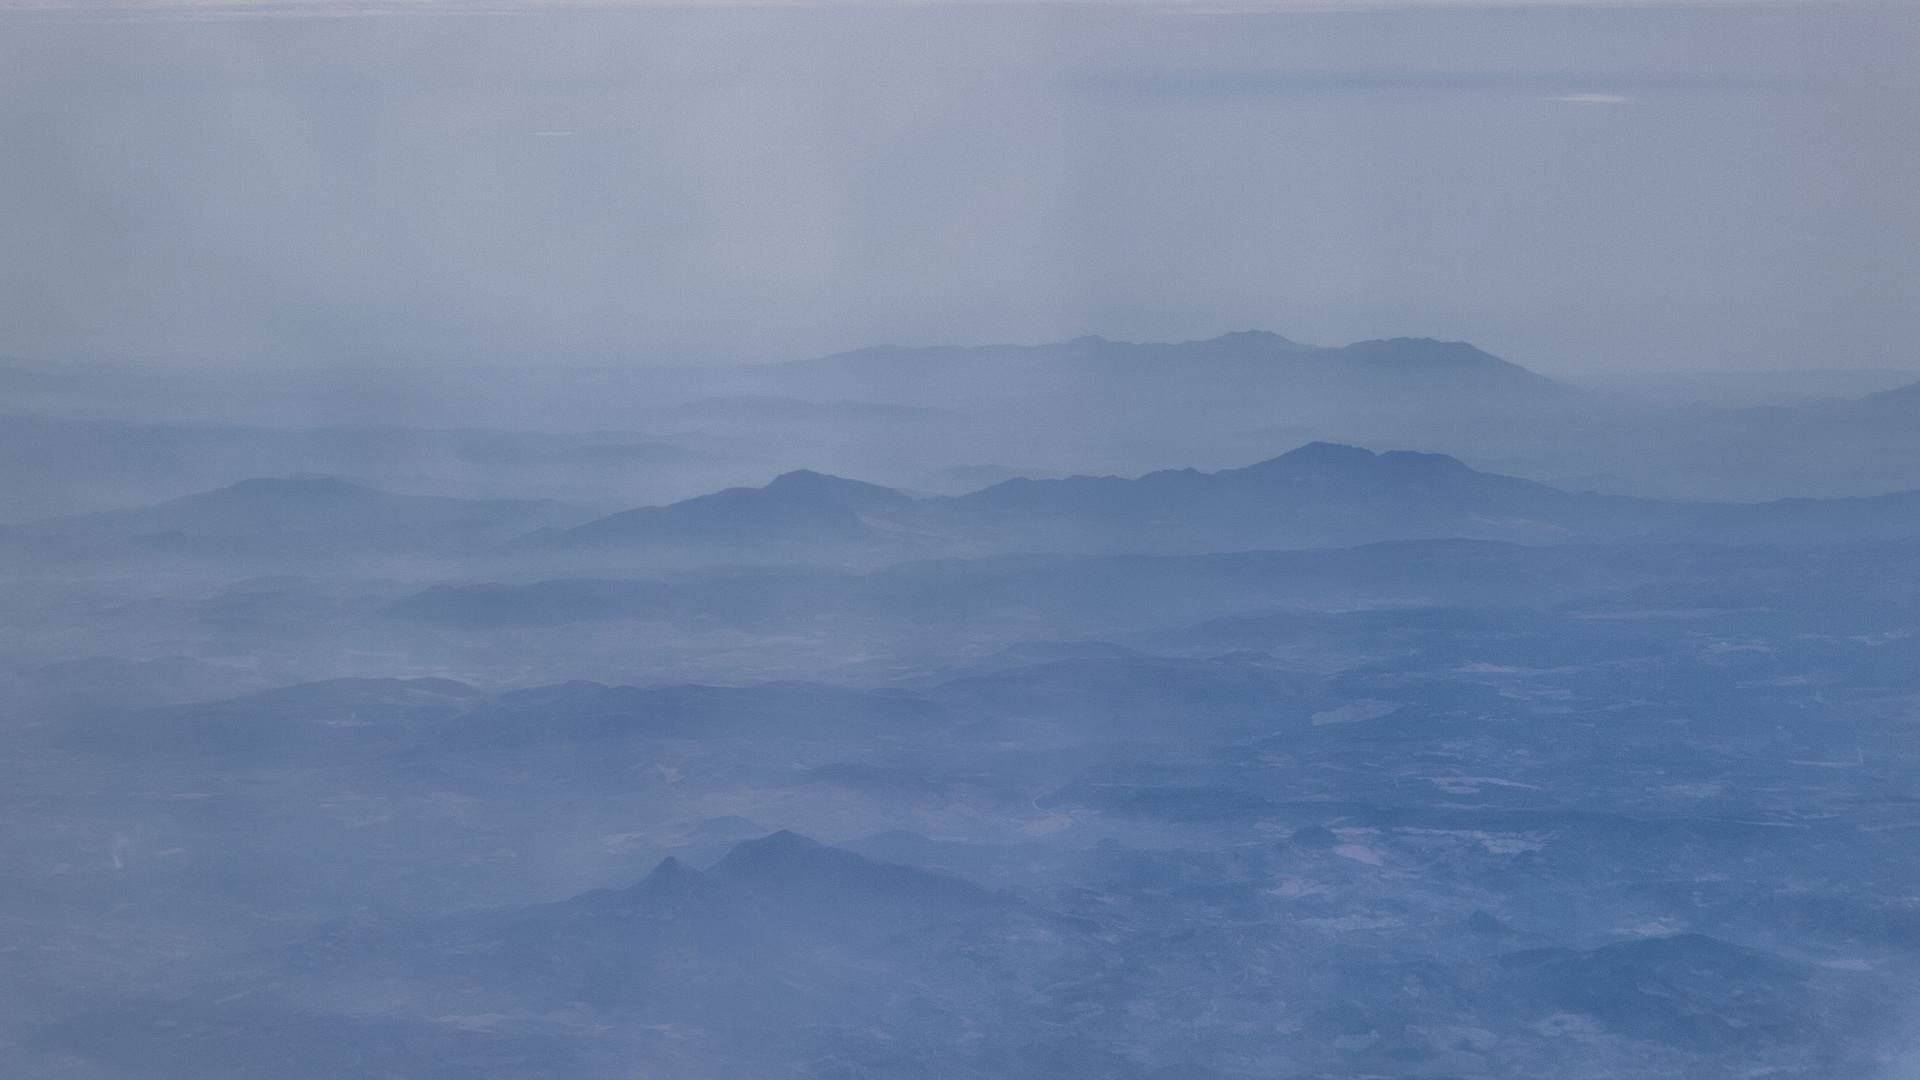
(4, 0, 1918, 1075)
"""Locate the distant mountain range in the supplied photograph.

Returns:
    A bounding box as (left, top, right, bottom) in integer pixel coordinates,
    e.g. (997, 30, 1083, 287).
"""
(5, 334, 1918, 520)
(717, 331, 1920, 501)
(743, 331, 1565, 407)
(25, 440, 1920, 569)
(528, 469, 913, 556)
(530, 441, 1920, 562)
(12, 476, 591, 560)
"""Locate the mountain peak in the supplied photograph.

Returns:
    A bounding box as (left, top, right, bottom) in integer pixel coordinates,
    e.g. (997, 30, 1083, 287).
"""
(543, 470, 910, 551)
(646, 854, 692, 878)
(1337, 337, 1552, 384)
(1240, 442, 1476, 480)
(709, 830, 824, 883)
(1272, 441, 1378, 465)
(624, 855, 709, 903)
(766, 468, 837, 487)
(1207, 329, 1296, 346)
(762, 469, 913, 509)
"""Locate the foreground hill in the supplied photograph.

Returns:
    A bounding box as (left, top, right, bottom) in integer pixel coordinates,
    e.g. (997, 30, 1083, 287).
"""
(20, 525, 1920, 1077)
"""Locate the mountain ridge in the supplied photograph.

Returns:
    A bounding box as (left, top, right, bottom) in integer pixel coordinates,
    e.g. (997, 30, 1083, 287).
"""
(32, 440, 1920, 568)
(533, 442, 1663, 558)
(14, 475, 592, 559)
(520, 439, 1920, 561)
(745, 331, 1563, 411)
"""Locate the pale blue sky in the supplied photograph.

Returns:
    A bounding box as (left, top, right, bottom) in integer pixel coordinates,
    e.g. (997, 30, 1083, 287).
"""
(0, 1, 1912, 375)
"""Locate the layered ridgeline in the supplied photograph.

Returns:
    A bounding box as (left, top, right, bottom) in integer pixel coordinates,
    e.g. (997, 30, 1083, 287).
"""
(737, 331, 1564, 408)
(23, 440, 1920, 569)
(523, 442, 1920, 562)
(7, 334, 1920, 521)
(3, 476, 594, 561)
(710, 331, 1920, 500)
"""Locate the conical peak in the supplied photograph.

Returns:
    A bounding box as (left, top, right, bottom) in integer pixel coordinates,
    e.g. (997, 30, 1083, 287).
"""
(621, 854, 712, 902)
(647, 855, 691, 878)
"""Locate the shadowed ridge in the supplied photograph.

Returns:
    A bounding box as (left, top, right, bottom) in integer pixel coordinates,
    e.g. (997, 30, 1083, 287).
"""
(1204, 328, 1295, 347)
(761, 469, 914, 510)
(1339, 336, 1556, 385)
(78, 477, 398, 531)
(539, 470, 912, 551)
(631, 854, 700, 888)
(620, 855, 714, 909)
(1163, 329, 1307, 361)
(1227, 442, 1485, 485)
(1848, 378, 1920, 411)
(959, 441, 1528, 509)
(915, 437, 1645, 552)
(752, 331, 1565, 405)
(705, 830, 1012, 922)
(1057, 329, 1304, 362)
(1239, 440, 1381, 470)
(173, 476, 377, 505)
(707, 830, 825, 885)
(547, 854, 720, 922)
(42, 476, 584, 558)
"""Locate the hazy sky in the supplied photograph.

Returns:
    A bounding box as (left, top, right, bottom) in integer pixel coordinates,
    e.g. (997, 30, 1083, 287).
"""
(0, 0, 1914, 375)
